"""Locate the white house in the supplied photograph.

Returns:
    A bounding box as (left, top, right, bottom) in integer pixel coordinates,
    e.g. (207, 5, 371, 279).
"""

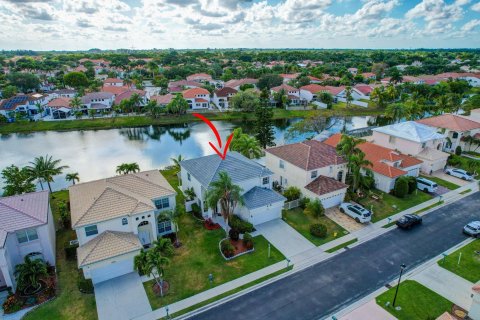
(0, 191, 56, 291)
(271, 84, 302, 106)
(179, 152, 286, 226)
(69, 170, 177, 284)
(103, 78, 124, 87)
(182, 88, 211, 109)
(81, 92, 115, 112)
(213, 87, 237, 109)
(265, 140, 349, 209)
(371, 121, 449, 174)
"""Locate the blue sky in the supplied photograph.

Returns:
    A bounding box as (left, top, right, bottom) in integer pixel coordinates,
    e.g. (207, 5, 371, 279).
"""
(0, 0, 479, 50)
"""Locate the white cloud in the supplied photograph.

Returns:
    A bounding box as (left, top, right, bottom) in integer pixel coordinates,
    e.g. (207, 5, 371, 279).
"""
(471, 2, 480, 11)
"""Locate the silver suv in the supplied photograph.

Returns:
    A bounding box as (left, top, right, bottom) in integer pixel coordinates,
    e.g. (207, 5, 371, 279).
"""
(463, 221, 480, 237)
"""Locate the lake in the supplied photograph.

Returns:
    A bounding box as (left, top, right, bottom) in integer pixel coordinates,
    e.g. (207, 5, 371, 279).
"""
(0, 116, 376, 191)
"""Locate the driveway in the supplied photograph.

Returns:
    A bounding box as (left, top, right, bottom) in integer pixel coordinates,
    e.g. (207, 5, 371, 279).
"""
(431, 171, 471, 186)
(95, 272, 151, 320)
(255, 219, 315, 257)
(325, 208, 368, 233)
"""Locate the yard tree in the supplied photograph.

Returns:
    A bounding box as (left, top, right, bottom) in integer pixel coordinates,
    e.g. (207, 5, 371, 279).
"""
(257, 73, 283, 90)
(230, 134, 262, 159)
(7, 72, 40, 92)
(64, 71, 89, 89)
(166, 94, 188, 115)
(116, 162, 140, 175)
(319, 92, 334, 109)
(230, 90, 259, 112)
(385, 103, 408, 123)
(26, 155, 69, 193)
(66, 172, 80, 185)
(2, 85, 18, 98)
(394, 176, 409, 198)
(254, 90, 276, 148)
(286, 115, 335, 140)
(305, 199, 325, 218)
(1, 165, 36, 196)
(345, 86, 353, 108)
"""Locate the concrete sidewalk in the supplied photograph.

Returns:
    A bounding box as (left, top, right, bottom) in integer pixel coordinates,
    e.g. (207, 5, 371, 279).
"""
(339, 300, 396, 320)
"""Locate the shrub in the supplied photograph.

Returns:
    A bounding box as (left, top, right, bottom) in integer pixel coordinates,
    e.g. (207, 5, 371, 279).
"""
(299, 197, 310, 209)
(455, 145, 462, 156)
(304, 199, 325, 218)
(229, 228, 240, 241)
(310, 223, 327, 238)
(77, 273, 94, 294)
(447, 154, 461, 166)
(394, 176, 409, 198)
(64, 242, 78, 261)
(407, 176, 417, 194)
(2, 294, 23, 314)
(243, 233, 254, 250)
(283, 186, 301, 202)
(221, 240, 235, 258)
(191, 203, 202, 219)
(229, 215, 254, 233)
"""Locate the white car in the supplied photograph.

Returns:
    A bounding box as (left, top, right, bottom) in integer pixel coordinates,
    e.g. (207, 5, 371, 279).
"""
(445, 168, 473, 181)
(417, 177, 438, 193)
(463, 221, 480, 237)
(339, 203, 372, 223)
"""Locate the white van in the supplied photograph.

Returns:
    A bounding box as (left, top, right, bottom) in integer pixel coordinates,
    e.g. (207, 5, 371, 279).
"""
(416, 177, 438, 193)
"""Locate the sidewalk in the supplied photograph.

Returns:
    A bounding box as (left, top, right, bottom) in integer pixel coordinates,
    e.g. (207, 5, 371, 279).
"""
(339, 300, 396, 320)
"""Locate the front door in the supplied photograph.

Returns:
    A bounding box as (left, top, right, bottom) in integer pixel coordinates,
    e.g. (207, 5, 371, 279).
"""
(137, 221, 152, 247)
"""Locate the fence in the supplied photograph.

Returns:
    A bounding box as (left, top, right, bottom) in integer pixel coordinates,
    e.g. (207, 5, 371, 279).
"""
(283, 199, 301, 210)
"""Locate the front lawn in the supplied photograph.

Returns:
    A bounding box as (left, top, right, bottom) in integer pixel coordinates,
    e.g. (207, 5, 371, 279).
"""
(143, 214, 285, 310)
(376, 280, 453, 320)
(24, 191, 97, 320)
(448, 154, 480, 180)
(358, 190, 433, 222)
(438, 239, 480, 283)
(282, 208, 347, 246)
(420, 175, 460, 190)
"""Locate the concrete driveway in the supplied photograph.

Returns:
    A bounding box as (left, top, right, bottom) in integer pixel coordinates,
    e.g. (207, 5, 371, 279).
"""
(431, 171, 471, 186)
(94, 272, 151, 320)
(325, 208, 368, 233)
(255, 219, 315, 257)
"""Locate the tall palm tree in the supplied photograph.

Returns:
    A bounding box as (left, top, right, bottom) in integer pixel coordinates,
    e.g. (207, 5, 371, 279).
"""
(14, 256, 48, 291)
(26, 157, 46, 190)
(147, 251, 170, 297)
(170, 155, 184, 171)
(345, 86, 353, 108)
(348, 152, 373, 192)
(234, 135, 262, 159)
(26, 155, 69, 192)
(129, 93, 143, 111)
(151, 237, 175, 257)
(164, 207, 184, 246)
(70, 95, 82, 111)
(385, 103, 408, 123)
(65, 172, 80, 185)
(116, 162, 140, 175)
(205, 171, 244, 235)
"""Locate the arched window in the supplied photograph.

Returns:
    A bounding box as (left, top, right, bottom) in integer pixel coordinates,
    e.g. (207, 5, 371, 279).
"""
(138, 221, 149, 227)
(337, 171, 344, 182)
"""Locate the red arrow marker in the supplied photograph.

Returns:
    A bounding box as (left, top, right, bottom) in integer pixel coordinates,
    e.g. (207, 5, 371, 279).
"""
(193, 113, 234, 160)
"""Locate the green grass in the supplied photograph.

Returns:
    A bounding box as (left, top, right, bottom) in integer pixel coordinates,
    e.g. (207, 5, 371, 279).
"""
(437, 239, 480, 283)
(162, 266, 293, 319)
(376, 280, 453, 320)
(414, 201, 443, 214)
(0, 108, 384, 134)
(460, 189, 472, 195)
(24, 191, 97, 320)
(325, 238, 358, 253)
(358, 190, 433, 222)
(420, 175, 460, 190)
(282, 208, 347, 246)
(448, 155, 480, 180)
(382, 221, 397, 228)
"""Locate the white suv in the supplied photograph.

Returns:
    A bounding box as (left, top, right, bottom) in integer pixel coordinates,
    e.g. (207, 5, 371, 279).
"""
(445, 168, 474, 181)
(339, 203, 372, 223)
(463, 221, 480, 237)
(417, 177, 438, 193)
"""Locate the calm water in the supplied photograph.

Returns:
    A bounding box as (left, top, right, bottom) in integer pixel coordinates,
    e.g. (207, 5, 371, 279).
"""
(0, 116, 375, 191)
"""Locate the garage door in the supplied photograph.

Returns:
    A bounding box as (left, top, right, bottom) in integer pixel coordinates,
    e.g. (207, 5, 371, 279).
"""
(90, 259, 134, 284)
(250, 204, 282, 225)
(320, 192, 345, 209)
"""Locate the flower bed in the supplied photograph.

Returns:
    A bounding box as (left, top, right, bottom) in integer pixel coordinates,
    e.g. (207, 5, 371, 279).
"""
(219, 237, 254, 260)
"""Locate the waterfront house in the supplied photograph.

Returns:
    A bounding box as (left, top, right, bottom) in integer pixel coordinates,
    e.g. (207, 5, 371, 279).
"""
(182, 88, 211, 109)
(213, 87, 237, 109)
(81, 92, 115, 113)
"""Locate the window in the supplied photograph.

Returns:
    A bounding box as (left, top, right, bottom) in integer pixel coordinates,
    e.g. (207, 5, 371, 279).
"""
(122, 218, 128, 225)
(421, 142, 426, 148)
(155, 197, 170, 209)
(187, 173, 191, 181)
(311, 171, 317, 179)
(158, 220, 172, 234)
(262, 177, 269, 185)
(16, 228, 38, 244)
(279, 160, 285, 169)
(452, 132, 458, 139)
(85, 225, 98, 237)
(389, 136, 396, 144)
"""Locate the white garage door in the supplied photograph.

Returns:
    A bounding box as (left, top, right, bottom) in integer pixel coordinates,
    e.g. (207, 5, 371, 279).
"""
(320, 192, 345, 209)
(90, 259, 134, 284)
(250, 204, 282, 225)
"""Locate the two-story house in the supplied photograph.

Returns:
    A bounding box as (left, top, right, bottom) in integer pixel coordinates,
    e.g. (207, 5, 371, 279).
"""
(0, 191, 55, 291)
(180, 152, 286, 226)
(324, 134, 423, 193)
(213, 87, 237, 109)
(271, 84, 302, 106)
(416, 114, 480, 153)
(371, 121, 449, 174)
(265, 140, 349, 208)
(103, 78, 124, 87)
(81, 92, 115, 112)
(182, 88, 211, 109)
(69, 170, 177, 284)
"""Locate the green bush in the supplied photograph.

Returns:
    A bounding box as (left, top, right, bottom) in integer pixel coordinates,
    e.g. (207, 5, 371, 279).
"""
(191, 203, 200, 214)
(243, 233, 254, 250)
(407, 176, 417, 194)
(229, 215, 254, 233)
(447, 154, 461, 166)
(77, 273, 94, 294)
(304, 199, 325, 218)
(394, 176, 409, 198)
(310, 223, 327, 238)
(221, 240, 235, 258)
(64, 242, 78, 261)
(229, 228, 240, 241)
(455, 145, 462, 156)
(299, 197, 310, 209)
(283, 186, 301, 201)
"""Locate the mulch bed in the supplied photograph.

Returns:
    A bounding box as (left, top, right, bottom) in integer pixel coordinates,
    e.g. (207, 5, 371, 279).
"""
(229, 239, 249, 255)
(204, 218, 221, 230)
(152, 281, 170, 296)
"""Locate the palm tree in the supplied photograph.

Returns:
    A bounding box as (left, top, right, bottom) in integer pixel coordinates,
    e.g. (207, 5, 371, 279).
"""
(205, 171, 244, 235)
(348, 152, 373, 192)
(151, 237, 175, 257)
(65, 172, 80, 185)
(129, 93, 143, 112)
(170, 155, 184, 171)
(385, 103, 408, 123)
(70, 95, 82, 112)
(163, 207, 184, 246)
(319, 92, 334, 109)
(14, 256, 48, 291)
(345, 86, 353, 108)
(233, 135, 262, 159)
(116, 162, 140, 175)
(147, 251, 170, 297)
(26, 155, 69, 192)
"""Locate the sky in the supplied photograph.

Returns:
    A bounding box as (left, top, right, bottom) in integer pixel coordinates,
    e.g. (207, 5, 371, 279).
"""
(0, 0, 479, 50)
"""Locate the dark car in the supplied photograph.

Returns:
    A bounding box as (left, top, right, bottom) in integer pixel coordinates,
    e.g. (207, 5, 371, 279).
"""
(396, 214, 422, 229)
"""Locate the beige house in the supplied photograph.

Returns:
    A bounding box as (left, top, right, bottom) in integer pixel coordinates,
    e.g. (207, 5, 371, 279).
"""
(69, 170, 176, 284)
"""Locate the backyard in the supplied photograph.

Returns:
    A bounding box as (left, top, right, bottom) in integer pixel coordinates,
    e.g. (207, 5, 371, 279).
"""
(437, 239, 480, 283)
(24, 191, 97, 320)
(358, 189, 433, 222)
(282, 208, 347, 246)
(376, 280, 453, 320)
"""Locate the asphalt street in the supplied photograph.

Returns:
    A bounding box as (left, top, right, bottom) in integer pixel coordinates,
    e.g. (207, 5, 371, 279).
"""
(189, 192, 480, 320)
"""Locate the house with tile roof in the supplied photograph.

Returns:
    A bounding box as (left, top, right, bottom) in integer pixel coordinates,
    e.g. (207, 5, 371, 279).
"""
(0, 191, 55, 290)
(47, 97, 72, 119)
(180, 152, 286, 226)
(81, 91, 115, 112)
(69, 170, 176, 284)
(150, 93, 174, 107)
(416, 114, 480, 153)
(213, 87, 237, 109)
(103, 78, 124, 87)
(224, 78, 258, 90)
(186, 73, 212, 83)
(371, 121, 449, 174)
(265, 140, 349, 209)
(324, 134, 423, 192)
(182, 88, 211, 109)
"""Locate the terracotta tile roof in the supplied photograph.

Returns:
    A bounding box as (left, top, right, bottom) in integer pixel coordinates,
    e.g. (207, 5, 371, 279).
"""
(325, 86, 345, 96)
(47, 97, 72, 108)
(150, 94, 174, 105)
(77, 231, 142, 267)
(305, 175, 348, 196)
(183, 88, 210, 99)
(279, 73, 299, 79)
(101, 85, 130, 95)
(114, 89, 146, 105)
(354, 84, 373, 95)
(416, 114, 480, 132)
(266, 140, 347, 171)
(362, 72, 376, 78)
(224, 78, 258, 88)
(69, 170, 176, 228)
(215, 87, 237, 97)
(323, 133, 342, 147)
(196, 98, 209, 103)
(104, 78, 123, 84)
(168, 80, 202, 88)
(271, 84, 298, 92)
(308, 76, 322, 82)
(300, 84, 325, 94)
(186, 73, 212, 81)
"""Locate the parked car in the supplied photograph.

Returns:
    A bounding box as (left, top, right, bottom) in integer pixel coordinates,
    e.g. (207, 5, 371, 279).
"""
(339, 203, 372, 223)
(396, 214, 422, 229)
(445, 168, 473, 181)
(417, 177, 438, 193)
(463, 221, 480, 237)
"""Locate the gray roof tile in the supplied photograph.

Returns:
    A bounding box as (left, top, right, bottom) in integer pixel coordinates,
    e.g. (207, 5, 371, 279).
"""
(242, 187, 286, 210)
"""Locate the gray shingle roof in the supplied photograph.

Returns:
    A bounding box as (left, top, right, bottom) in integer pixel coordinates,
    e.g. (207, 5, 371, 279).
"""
(242, 187, 286, 210)
(180, 152, 273, 188)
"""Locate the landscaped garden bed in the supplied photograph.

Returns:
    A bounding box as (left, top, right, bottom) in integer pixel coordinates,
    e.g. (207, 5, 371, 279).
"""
(219, 232, 255, 260)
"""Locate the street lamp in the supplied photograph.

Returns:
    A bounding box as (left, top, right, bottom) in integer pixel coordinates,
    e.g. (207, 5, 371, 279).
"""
(392, 264, 406, 308)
